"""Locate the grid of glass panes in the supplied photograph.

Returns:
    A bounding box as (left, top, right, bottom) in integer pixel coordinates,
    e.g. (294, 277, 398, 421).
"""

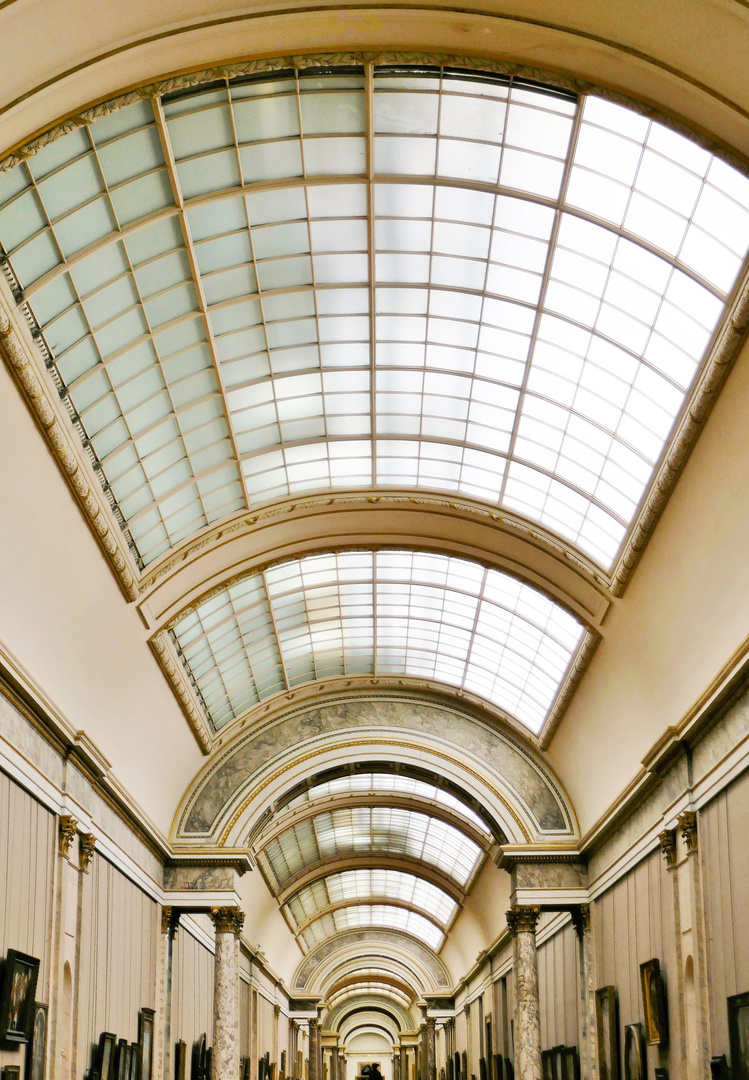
(327, 983, 413, 1009)
(285, 772, 491, 834)
(300, 904, 445, 950)
(0, 100, 244, 566)
(170, 549, 585, 733)
(261, 805, 482, 889)
(284, 868, 458, 929)
(1, 69, 748, 574)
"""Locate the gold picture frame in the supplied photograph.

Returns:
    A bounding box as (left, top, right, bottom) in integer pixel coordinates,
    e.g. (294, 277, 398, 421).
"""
(640, 959, 668, 1046)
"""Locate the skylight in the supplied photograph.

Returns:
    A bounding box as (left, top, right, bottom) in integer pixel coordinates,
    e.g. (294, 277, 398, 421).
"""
(171, 549, 585, 734)
(285, 868, 459, 930)
(300, 904, 445, 951)
(260, 805, 483, 889)
(286, 772, 492, 834)
(1, 65, 746, 571)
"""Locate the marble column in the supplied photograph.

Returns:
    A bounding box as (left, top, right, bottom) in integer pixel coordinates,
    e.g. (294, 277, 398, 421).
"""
(506, 907, 541, 1080)
(210, 907, 246, 1080)
(309, 1020, 320, 1080)
(426, 1019, 437, 1080)
(571, 905, 598, 1080)
(156, 906, 180, 1080)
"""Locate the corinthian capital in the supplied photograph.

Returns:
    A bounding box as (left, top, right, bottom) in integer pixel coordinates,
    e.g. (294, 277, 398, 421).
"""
(505, 905, 540, 935)
(210, 906, 246, 936)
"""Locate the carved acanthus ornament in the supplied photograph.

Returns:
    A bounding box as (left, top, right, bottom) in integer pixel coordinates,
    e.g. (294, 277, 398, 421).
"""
(150, 631, 212, 754)
(506, 905, 541, 936)
(210, 906, 245, 936)
(571, 903, 591, 938)
(79, 832, 96, 873)
(161, 905, 181, 936)
(58, 814, 77, 858)
(659, 828, 677, 867)
(678, 811, 698, 852)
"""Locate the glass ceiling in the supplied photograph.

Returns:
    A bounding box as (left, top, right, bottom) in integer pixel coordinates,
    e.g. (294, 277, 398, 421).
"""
(171, 549, 585, 734)
(259, 804, 483, 890)
(327, 983, 414, 1010)
(300, 904, 445, 951)
(286, 772, 491, 834)
(285, 868, 459, 931)
(2, 66, 748, 570)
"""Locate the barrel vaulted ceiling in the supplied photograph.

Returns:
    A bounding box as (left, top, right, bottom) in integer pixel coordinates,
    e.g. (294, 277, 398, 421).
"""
(2, 58, 749, 759)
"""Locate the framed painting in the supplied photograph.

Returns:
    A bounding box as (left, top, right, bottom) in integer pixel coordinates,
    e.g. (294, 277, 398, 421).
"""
(139, 1008, 155, 1080)
(541, 1050, 556, 1080)
(560, 1047, 579, 1080)
(0, 950, 40, 1043)
(116, 1039, 132, 1080)
(4, 1067, 21, 1080)
(595, 987, 620, 1080)
(710, 1056, 729, 1080)
(130, 1044, 142, 1080)
(623, 1025, 645, 1080)
(729, 992, 749, 1080)
(493, 1055, 504, 1080)
(640, 960, 668, 1046)
(97, 1033, 117, 1080)
(175, 1040, 187, 1080)
(26, 1002, 48, 1080)
(504, 1059, 514, 1080)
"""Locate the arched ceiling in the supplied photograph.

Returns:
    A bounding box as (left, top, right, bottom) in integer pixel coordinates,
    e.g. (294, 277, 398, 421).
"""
(3, 0, 749, 1019)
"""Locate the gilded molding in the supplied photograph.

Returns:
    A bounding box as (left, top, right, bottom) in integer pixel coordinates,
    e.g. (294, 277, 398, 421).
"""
(677, 810, 698, 852)
(505, 905, 541, 935)
(210, 906, 245, 936)
(539, 630, 601, 749)
(150, 631, 213, 754)
(0, 305, 139, 601)
(58, 814, 77, 858)
(161, 905, 181, 935)
(659, 827, 677, 867)
(79, 832, 96, 873)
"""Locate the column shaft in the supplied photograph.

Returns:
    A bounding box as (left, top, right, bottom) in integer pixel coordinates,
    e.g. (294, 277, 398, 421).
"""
(210, 908, 245, 1080)
(506, 907, 541, 1080)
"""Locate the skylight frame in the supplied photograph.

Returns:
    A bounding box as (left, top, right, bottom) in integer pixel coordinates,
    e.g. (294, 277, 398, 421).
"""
(169, 548, 587, 735)
(1, 59, 747, 582)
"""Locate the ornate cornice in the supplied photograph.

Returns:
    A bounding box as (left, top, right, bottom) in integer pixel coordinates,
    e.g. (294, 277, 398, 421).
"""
(210, 906, 246, 936)
(58, 814, 77, 858)
(505, 905, 541, 935)
(539, 631, 601, 748)
(610, 280, 749, 596)
(0, 304, 139, 601)
(79, 832, 96, 873)
(150, 631, 213, 754)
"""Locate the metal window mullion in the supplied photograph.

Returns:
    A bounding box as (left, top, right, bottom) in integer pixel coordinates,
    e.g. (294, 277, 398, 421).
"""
(261, 567, 292, 692)
(365, 61, 378, 489)
(496, 96, 586, 510)
(152, 96, 248, 528)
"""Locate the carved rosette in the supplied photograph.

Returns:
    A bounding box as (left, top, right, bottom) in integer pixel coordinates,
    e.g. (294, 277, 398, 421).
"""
(677, 811, 698, 852)
(506, 905, 541, 936)
(79, 832, 96, 873)
(659, 827, 677, 867)
(58, 814, 77, 858)
(210, 906, 246, 936)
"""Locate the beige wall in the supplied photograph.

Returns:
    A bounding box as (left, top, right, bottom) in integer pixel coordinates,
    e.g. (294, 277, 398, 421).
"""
(537, 920, 579, 1052)
(172, 924, 215, 1053)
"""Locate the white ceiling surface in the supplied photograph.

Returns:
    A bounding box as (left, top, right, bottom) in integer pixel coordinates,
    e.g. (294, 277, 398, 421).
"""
(1, 68, 746, 575)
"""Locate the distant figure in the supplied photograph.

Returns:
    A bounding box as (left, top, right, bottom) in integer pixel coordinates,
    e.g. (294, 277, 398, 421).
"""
(368, 1064, 383, 1080)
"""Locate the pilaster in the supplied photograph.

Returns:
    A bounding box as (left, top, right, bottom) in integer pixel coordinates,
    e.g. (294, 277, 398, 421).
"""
(506, 907, 542, 1080)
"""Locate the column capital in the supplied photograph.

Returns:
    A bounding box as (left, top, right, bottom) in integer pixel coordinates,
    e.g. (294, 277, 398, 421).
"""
(659, 827, 677, 867)
(58, 814, 77, 858)
(677, 810, 698, 852)
(210, 906, 245, 936)
(161, 905, 181, 936)
(506, 905, 541, 935)
(79, 832, 96, 874)
(570, 903, 591, 938)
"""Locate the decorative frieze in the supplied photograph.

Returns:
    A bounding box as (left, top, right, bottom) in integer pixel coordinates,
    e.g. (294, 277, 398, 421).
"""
(58, 814, 77, 858)
(210, 907, 245, 936)
(506, 905, 541, 936)
(79, 832, 96, 873)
